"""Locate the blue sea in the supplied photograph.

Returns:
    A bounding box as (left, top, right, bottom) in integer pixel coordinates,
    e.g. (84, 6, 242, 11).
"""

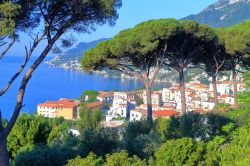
(0, 56, 142, 119)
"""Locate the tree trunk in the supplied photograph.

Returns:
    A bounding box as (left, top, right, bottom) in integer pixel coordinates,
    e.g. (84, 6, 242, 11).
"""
(212, 74, 218, 112)
(179, 68, 186, 114)
(0, 136, 9, 166)
(232, 68, 238, 107)
(145, 83, 153, 125)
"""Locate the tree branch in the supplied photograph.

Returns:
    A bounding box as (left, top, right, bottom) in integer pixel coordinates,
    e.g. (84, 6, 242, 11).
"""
(3, 21, 71, 136)
(149, 43, 168, 86)
(0, 32, 47, 97)
(0, 110, 4, 132)
(0, 36, 16, 60)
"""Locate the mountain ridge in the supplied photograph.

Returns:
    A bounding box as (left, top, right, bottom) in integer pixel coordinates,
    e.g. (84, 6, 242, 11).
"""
(46, 38, 109, 70)
(182, 0, 250, 27)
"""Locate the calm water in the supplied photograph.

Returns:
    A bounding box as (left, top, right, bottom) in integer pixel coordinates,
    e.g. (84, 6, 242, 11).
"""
(0, 56, 142, 119)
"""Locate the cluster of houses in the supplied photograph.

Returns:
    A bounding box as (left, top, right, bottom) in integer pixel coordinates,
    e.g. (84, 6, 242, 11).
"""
(37, 80, 246, 126)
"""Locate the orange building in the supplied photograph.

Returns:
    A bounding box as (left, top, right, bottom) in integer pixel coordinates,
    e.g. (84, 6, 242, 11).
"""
(37, 98, 80, 120)
(153, 110, 179, 119)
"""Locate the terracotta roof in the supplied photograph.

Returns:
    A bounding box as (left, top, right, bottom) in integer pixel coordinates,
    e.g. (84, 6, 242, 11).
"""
(38, 99, 79, 109)
(192, 108, 212, 113)
(86, 101, 103, 108)
(219, 94, 230, 99)
(153, 110, 179, 117)
(169, 86, 179, 91)
(189, 83, 209, 89)
(188, 93, 195, 97)
(153, 91, 161, 95)
(97, 92, 114, 98)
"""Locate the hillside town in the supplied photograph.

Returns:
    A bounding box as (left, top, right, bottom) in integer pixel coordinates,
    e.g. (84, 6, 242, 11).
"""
(37, 79, 246, 127)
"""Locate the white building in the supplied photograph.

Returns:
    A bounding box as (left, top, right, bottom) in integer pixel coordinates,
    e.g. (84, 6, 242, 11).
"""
(190, 98, 215, 111)
(106, 92, 136, 121)
(97, 91, 114, 109)
(143, 91, 162, 106)
(218, 94, 234, 104)
(162, 85, 195, 112)
(97, 91, 114, 103)
(209, 81, 246, 96)
(130, 108, 147, 122)
(187, 81, 209, 95)
(162, 88, 171, 103)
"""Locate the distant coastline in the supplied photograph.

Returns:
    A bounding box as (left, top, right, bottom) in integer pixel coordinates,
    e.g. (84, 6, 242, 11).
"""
(44, 60, 175, 83)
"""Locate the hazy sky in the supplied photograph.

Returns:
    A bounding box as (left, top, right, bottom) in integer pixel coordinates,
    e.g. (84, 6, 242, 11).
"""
(8, 0, 217, 56)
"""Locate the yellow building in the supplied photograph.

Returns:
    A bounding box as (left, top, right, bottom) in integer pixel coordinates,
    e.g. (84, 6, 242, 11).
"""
(37, 98, 80, 120)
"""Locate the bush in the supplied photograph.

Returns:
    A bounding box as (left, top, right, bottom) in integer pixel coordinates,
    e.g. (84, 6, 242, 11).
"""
(67, 153, 104, 166)
(14, 144, 77, 166)
(155, 138, 205, 166)
(80, 128, 119, 156)
(105, 151, 147, 166)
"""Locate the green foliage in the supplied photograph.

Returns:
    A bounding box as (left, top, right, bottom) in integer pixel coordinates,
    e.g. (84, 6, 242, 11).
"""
(155, 138, 205, 166)
(123, 120, 152, 140)
(220, 106, 250, 126)
(105, 151, 147, 166)
(77, 106, 103, 131)
(218, 103, 232, 111)
(204, 136, 225, 166)
(67, 151, 146, 166)
(7, 114, 52, 159)
(14, 143, 77, 166)
(217, 20, 250, 55)
(81, 19, 216, 72)
(7, 114, 73, 161)
(0, 2, 19, 36)
(47, 121, 72, 144)
(157, 113, 233, 142)
(220, 123, 250, 165)
(122, 121, 160, 159)
(82, 90, 99, 103)
(67, 153, 104, 166)
(153, 118, 171, 141)
(1, 118, 8, 127)
(80, 128, 119, 157)
(131, 131, 161, 159)
(113, 116, 125, 121)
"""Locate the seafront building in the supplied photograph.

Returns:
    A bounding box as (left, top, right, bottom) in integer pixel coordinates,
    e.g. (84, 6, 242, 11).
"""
(37, 98, 80, 120)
